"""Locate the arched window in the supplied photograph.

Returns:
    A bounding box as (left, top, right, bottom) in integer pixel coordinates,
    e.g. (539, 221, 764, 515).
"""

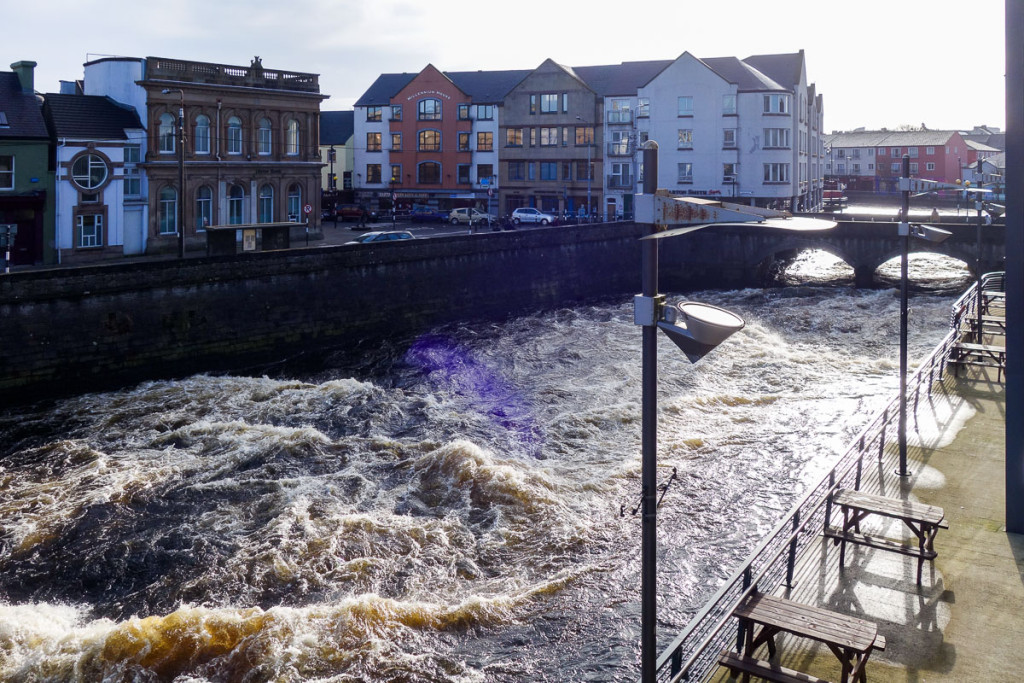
(159, 187, 177, 234)
(287, 184, 301, 222)
(228, 185, 245, 224)
(258, 184, 274, 223)
(417, 98, 441, 121)
(286, 119, 299, 156)
(195, 185, 213, 229)
(195, 115, 211, 155)
(258, 118, 272, 155)
(418, 130, 441, 152)
(227, 116, 243, 155)
(159, 113, 175, 153)
(417, 162, 441, 184)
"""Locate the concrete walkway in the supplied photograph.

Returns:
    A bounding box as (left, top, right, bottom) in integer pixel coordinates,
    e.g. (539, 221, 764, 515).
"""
(712, 365, 1019, 682)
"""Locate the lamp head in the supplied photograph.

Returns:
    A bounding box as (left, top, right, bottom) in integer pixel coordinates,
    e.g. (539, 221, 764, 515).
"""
(657, 302, 745, 363)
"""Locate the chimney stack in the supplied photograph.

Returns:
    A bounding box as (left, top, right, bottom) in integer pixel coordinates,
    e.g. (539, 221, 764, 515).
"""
(10, 60, 37, 94)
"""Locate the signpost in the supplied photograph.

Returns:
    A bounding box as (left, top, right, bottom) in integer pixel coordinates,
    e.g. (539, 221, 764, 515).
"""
(0, 224, 17, 273)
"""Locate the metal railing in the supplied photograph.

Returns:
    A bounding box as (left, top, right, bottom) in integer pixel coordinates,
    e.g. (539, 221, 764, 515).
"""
(650, 274, 1003, 683)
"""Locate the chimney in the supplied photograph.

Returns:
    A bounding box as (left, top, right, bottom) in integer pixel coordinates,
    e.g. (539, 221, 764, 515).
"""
(10, 60, 37, 93)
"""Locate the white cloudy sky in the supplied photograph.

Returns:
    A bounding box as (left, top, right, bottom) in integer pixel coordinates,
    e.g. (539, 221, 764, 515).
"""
(3, 0, 1007, 133)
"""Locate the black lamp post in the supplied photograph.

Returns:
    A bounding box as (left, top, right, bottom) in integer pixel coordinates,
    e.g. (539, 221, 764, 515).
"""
(162, 88, 186, 258)
(576, 115, 592, 221)
(633, 141, 837, 681)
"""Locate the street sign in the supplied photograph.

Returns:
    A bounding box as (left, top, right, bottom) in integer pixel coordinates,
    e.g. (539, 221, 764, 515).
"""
(303, 204, 313, 215)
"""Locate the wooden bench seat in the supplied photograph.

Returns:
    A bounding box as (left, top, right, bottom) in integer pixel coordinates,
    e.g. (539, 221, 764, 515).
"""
(827, 488, 947, 584)
(719, 650, 832, 683)
(948, 342, 1006, 381)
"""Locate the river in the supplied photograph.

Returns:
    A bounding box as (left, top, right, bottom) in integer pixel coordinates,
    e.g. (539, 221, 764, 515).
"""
(0, 252, 971, 682)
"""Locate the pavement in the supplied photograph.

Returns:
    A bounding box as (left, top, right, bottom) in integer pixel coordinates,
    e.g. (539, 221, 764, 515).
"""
(711, 345, 1018, 681)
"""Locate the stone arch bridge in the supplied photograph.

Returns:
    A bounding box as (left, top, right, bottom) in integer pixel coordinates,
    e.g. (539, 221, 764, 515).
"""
(655, 216, 1005, 290)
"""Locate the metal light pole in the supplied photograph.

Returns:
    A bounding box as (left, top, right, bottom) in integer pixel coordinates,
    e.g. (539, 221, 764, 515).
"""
(633, 141, 836, 681)
(576, 115, 592, 221)
(163, 88, 186, 258)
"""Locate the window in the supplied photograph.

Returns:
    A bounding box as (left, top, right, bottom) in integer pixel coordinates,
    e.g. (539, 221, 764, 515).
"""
(258, 185, 274, 223)
(391, 133, 402, 151)
(71, 153, 108, 190)
(891, 162, 901, 172)
(540, 162, 557, 180)
(506, 128, 523, 147)
(722, 94, 737, 115)
(908, 147, 918, 158)
(367, 106, 382, 122)
(195, 115, 211, 154)
(417, 161, 440, 184)
(528, 162, 536, 180)
(76, 214, 103, 248)
(227, 117, 242, 155)
(890, 147, 900, 156)
(530, 94, 537, 115)
(609, 99, 631, 124)
(418, 130, 440, 151)
(576, 160, 592, 180)
(458, 104, 471, 120)
(763, 128, 791, 148)
(258, 118, 272, 155)
(391, 105, 402, 121)
(677, 129, 693, 149)
(723, 129, 736, 148)
(926, 146, 935, 155)
(763, 163, 790, 183)
(477, 105, 494, 120)
(723, 163, 736, 183)
(910, 163, 919, 174)
(286, 119, 300, 156)
(477, 132, 493, 151)
(677, 162, 693, 183)
(418, 99, 441, 121)
(457, 164, 471, 184)
(677, 96, 693, 116)
(159, 113, 175, 153)
(540, 93, 559, 113)
(540, 127, 559, 146)
(0, 155, 11, 189)
(228, 185, 245, 224)
(195, 185, 213, 229)
(390, 164, 401, 183)
(926, 162, 936, 171)
(530, 128, 536, 146)
(159, 187, 177, 234)
(367, 132, 382, 152)
(123, 145, 141, 198)
(575, 126, 594, 146)
(763, 94, 790, 114)
(458, 132, 470, 152)
(877, 147, 887, 156)
(561, 161, 573, 181)
(637, 98, 650, 118)
(508, 161, 525, 180)
(366, 164, 382, 183)
(287, 184, 301, 221)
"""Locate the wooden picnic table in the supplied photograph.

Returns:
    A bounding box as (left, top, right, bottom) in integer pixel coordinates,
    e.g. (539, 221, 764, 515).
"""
(721, 591, 882, 683)
(825, 488, 948, 584)
(948, 341, 1007, 381)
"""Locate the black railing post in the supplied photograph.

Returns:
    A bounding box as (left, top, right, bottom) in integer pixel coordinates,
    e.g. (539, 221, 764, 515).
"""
(785, 510, 800, 588)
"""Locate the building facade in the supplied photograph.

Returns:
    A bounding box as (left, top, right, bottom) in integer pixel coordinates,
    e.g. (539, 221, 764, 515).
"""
(0, 61, 53, 265)
(825, 130, 971, 192)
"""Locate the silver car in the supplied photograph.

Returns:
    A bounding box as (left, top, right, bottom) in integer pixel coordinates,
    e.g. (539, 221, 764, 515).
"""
(449, 208, 496, 226)
(511, 207, 557, 225)
(346, 230, 415, 244)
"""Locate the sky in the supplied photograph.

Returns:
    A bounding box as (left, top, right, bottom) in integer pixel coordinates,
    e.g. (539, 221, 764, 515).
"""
(2, 0, 1007, 134)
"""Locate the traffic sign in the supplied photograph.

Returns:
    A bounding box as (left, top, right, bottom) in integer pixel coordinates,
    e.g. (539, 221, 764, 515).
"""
(303, 204, 313, 215)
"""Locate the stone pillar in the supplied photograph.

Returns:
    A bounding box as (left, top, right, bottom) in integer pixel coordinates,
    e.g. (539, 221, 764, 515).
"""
(854, 264, 875, 289)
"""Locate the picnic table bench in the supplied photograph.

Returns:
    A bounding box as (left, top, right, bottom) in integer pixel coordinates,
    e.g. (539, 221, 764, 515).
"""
(719, 592, 884, 683)
(947, 342, 1007, 381)
(964, 314, 1006, 337)
(982, 290, 1006, 315)
(825, 488, 948, 584)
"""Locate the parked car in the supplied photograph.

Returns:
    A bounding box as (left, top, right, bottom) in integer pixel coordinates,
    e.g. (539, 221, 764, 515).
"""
(409, 206, 447, 222)
(336, 204, 378, 223)
(346, 230, 415, 244)
(448, 208, 497, 226)
(511, 207, 557, 225)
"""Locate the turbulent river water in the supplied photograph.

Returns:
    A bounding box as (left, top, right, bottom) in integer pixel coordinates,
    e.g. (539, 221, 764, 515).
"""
(0, 252, 972, 682)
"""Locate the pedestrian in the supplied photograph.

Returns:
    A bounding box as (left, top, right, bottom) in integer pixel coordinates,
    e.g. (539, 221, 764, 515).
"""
(359, 205, 368, 228)
(930, 207, 940, 222)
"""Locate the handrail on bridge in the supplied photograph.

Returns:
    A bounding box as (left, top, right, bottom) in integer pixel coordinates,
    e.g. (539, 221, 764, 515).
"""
(650, 273, 1004, 683)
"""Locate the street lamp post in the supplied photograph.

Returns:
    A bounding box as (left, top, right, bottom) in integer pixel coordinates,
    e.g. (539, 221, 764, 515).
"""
(162, 88, 186, 258)
(633, 141, 837, 681)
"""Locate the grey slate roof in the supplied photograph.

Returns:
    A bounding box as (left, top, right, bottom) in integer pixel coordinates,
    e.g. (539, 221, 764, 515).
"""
(0, 72, 49, 139)
(702, 56, 785, 91)
(573, 60, 672, 95)
(43, 94, 142, 140)
(825, 130, 961, 148)
(744, 51, 804, 87)
(320, 110, 353, 145)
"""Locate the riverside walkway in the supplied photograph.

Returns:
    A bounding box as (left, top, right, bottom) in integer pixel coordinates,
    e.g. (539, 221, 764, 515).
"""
(706, 325, 1016, 680)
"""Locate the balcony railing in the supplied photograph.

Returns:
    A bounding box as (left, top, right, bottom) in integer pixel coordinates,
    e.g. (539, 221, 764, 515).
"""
(146, 56, 320, 93)
(608, 110, 633, 124)
(607, 141, 634, 156)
